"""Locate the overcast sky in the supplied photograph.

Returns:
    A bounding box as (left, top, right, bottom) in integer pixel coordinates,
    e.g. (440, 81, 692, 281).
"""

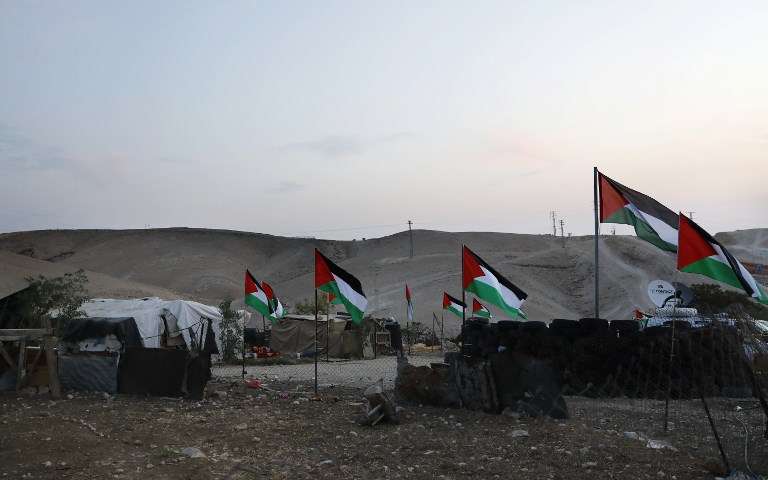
(1, 1, 766, 240)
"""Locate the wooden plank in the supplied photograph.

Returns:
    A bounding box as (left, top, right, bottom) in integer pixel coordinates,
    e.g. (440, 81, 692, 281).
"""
(0, 341, 16, 369)
(15, 338, 26, 391)
(0, 329, 50, 339)
(44, 337, 61, 399)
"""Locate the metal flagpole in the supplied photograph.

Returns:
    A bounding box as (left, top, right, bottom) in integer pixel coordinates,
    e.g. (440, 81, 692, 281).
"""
(593, 167, 600, 319)
(326, 293, 330, 362)
(441, 312, 444, 352)
(241, 315, 247, 379)
(314, 288, 318, 396)
(461, 244, 466, 352)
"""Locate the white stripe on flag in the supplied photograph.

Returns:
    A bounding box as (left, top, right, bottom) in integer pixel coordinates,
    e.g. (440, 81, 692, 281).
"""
(332, 273, 368, 313)
(627, 204, 679, 246)
(476, 266, 524, 309)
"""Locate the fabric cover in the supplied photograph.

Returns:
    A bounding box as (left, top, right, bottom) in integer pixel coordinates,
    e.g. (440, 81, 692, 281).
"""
(270, 316, 350, 356)
(59, 353, 120, 393)
(61, 317, 143, 349)
(81, 298, 222, 352)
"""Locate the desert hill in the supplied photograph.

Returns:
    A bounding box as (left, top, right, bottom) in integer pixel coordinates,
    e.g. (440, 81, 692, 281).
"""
(0, 227, 765, 332)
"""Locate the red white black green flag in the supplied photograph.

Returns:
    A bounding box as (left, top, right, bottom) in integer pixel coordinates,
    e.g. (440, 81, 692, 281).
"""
(677, 215, 767, 304)
(442, 292, 465, 318)
(260, 280, 285, 322)
(244, 270, 271, 316)
(472, 298, 492, 318)
(462, 245, 527, 319)
(598, 171, 678, 252)
(405, 284, 414, 322)
(315, 249, 368, 323)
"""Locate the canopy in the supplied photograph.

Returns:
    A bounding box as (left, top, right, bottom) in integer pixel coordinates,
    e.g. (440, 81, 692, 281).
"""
(81, 298, 222, 352)
(61, 316, 143, 349)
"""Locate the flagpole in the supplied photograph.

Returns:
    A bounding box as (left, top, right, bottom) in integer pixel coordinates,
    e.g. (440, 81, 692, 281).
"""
(593, 167, 600, 319)
(242, 267, 248, 380)
(314, 287, 318, 396)
(440, 312, 444, 352)
(461, 244, 466, 352)
(326, 293, 330, 362)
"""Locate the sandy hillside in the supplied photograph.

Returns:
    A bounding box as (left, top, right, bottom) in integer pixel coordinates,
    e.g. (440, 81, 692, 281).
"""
(0, 228, 765, 332)
(0, 250, 180, 300)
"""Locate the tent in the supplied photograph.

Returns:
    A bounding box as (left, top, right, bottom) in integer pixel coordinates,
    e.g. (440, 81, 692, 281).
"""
(81, 298, 222, 353)
(270, 314, 357, 357)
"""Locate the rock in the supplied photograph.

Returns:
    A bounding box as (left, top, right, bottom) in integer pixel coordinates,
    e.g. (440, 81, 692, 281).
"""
(646, 439, 677, 451)
(181, 447, 206, 458)
(501, 407, 522, 419)
(508, 429, 529, 438)
(317, 459, 334, 466)
(43, 461, 52, 467)
(623, 431, 641, 440)
(234, 423, 248, 431)
(582, 462, 597, 468)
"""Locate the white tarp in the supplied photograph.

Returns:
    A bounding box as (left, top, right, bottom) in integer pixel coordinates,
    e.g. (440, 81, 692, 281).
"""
(82, 298, 222, 352)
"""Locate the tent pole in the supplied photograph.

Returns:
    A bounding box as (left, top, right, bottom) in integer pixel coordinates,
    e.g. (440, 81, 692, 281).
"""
(593, 166, 600, 319)
(700, 386, 731, 472)
(314, 288, 318, 396)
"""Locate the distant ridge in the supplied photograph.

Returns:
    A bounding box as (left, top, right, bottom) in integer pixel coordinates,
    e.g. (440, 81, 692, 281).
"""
(0, 227, 765, 332)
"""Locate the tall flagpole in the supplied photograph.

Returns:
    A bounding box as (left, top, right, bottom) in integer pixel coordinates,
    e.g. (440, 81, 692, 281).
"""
(593, 167, 600, 319)
(314, 287, 318, 396)
(461, 244, 466, 351)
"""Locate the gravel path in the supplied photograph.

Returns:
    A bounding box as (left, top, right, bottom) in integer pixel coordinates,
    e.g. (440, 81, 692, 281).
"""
(213, 353, 443, 389)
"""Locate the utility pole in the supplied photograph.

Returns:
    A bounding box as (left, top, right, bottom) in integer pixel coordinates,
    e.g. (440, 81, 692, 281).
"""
(687, 211, 695, 221)
(550, 211, 557, 236)
(559, 219, 565, 237)
(408, 220, 414, 258)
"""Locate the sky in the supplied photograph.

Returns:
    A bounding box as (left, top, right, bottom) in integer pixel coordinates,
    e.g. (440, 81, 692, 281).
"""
(1, 0, 767, 240)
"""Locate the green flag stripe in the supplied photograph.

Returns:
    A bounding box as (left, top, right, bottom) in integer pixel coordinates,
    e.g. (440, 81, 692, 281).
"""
(467, 280, 525, 319)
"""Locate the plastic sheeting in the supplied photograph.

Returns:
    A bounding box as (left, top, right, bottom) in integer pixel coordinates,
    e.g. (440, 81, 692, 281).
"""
(60, 353, 120, 393)
(82, 298, 222, 352)
(270, 316, 351, 357)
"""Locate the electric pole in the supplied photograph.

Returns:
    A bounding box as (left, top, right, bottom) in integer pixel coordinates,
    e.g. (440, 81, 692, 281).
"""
(559, 219, 565, 237)
(687, 211, 695, 221)
(408, 220, 414, 258)
(550, 211, 557, 236)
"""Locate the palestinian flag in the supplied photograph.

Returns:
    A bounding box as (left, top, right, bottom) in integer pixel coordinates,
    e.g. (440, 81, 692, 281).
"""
(244, 270, 271, 316)
(260, 281, 285, 322)
(677, 215, 768, 305)
(598, 171, 678, 252)
(328, 291, 342, 305)
(315, 249, 368, 323)
(442, 292, 465, 318)
(463, 246, 527, 319)
(472, 298, 492, 319)
(405, 284, 414, 322)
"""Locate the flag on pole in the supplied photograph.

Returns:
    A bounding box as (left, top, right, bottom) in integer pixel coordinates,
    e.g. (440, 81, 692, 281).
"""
(405, 284, 414, 322)
(328, 291, 342, 305)
(260, 281, 285, 322)
(472, 298, 492, 318)
(598, 171, 679, 252)
(442, 292, 465, 318)
(463, 245, 528, 319)
(244, 270, 271, 316)
(677, 214, 768, 304)
(315, 249, 368, 323)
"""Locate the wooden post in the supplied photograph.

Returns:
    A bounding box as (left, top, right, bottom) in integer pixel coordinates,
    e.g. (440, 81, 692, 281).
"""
(16, 338, 26, 391)
(44, 336, 61, 399)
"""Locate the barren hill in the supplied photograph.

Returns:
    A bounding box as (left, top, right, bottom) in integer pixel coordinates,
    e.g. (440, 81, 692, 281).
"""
(0, 227, 765, 332)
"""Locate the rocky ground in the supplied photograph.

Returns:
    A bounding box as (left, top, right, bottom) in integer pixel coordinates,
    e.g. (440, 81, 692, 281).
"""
(3, 378, 763, 480)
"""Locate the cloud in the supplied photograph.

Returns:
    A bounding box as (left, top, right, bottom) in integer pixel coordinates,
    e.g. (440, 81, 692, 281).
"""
(268, 180, 306, 194)
(278, 132, 416, 159)
(0, 123, 73, 171)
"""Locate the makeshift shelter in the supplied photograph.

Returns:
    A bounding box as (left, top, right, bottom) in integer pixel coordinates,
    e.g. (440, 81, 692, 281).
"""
(56, 298, 222, 398)
(270, 314, 355, 357)
(82, 298, 222, 352)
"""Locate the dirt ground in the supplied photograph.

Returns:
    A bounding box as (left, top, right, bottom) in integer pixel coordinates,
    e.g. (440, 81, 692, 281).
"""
(1, 380, 763, 480)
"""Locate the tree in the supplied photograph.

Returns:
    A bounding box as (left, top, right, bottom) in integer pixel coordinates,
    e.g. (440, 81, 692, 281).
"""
(292, 295, 329, 315)
(690, 283, 768, 318)
(13, 270, 89, 332)
(218, 298, 243, 363)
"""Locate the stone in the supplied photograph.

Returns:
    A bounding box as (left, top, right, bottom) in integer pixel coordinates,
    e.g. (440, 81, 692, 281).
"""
(181, 447, 206, 458)
(234, 423, 248, 431)
(508, 429, 529, 438)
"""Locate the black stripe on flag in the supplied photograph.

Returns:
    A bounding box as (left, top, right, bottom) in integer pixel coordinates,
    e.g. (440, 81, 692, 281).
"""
(316, 249, 366, 297)
(601, 174, 678, 229)
(467, 247, 528, 301)
(445, 293, 466, 308)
